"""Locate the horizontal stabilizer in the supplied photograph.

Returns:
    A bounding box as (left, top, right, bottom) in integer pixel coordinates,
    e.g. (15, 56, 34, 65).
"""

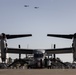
(7, 48, 34, 54)
(45, 47, 72, 54)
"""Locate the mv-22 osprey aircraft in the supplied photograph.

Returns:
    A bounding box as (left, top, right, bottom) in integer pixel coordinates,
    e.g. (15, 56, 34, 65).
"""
(0, 33, 75, 68)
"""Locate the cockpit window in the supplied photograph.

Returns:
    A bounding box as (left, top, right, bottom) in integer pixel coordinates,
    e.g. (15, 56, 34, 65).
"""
(34, 54, 43, 58)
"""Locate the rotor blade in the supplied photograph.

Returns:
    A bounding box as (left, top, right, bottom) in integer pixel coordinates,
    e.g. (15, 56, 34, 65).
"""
(6, 34, 32, 39)
(47, 34, 73, 39)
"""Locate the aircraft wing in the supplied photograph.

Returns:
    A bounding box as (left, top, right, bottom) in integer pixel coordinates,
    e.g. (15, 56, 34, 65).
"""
(7, 48, 34, 54)
(6, 34, 32, 39)
(47, 34, 73, 39)
(45, 47, 73, 54)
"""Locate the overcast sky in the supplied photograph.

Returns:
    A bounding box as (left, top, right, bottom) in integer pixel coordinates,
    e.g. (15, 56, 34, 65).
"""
(0, 0, 76, 62)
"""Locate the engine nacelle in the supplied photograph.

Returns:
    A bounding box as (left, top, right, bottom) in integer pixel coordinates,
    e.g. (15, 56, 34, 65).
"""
(72, 38, 76, 61)
(0, 39, 7, 62)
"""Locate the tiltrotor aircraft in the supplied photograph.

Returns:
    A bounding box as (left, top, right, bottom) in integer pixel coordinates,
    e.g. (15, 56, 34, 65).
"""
(0, 33, 76, 68)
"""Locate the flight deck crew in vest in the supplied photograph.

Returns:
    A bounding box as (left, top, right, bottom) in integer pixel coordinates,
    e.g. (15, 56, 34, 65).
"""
(44, 57, 48, 68)
(47, 59, 51, 69)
